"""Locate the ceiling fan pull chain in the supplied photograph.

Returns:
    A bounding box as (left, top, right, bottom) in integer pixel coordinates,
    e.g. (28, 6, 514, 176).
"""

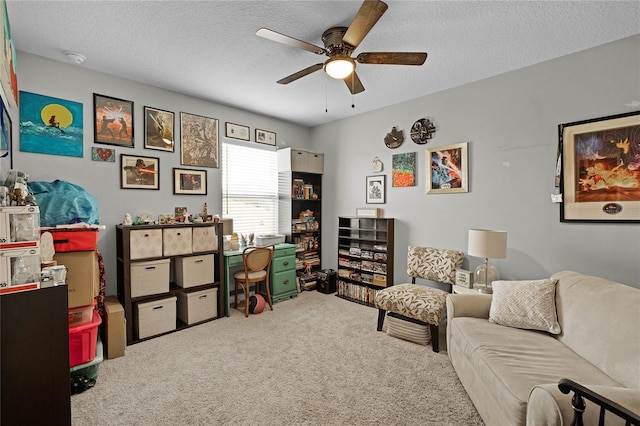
(325, 81, 328, 113)
(351, 73, 355, 109)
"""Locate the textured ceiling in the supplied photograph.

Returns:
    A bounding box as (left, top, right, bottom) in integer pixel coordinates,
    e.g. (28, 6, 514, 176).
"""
(7, 1, 640, 127)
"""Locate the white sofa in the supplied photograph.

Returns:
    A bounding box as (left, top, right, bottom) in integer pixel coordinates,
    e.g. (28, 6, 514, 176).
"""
(446, 271, 640, 426)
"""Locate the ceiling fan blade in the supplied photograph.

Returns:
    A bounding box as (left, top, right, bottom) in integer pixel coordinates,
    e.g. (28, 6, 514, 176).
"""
(277, 63, 324, 84)
(256, 28, 325, 55)
(342, 0, 388, 49)
(344, 71, 365, 95)
(357, 52, 427, 65)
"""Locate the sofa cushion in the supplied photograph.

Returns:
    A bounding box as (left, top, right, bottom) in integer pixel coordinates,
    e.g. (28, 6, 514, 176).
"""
(489, 278, 561, 334)
(449, 317, 622, 424)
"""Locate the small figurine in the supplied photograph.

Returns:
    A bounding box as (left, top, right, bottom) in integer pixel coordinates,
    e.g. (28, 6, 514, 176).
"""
(123, 213, 133, 225)
(24, 194, 37, 206)
(11, 188, 25, 206)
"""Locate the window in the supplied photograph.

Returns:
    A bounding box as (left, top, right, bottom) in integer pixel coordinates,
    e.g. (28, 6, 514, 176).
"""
(221, 141, 278, 237)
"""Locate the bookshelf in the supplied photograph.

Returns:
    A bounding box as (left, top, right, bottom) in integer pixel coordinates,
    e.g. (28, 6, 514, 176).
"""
(337, 217, 395, 307)
(277, 148, 323, 288)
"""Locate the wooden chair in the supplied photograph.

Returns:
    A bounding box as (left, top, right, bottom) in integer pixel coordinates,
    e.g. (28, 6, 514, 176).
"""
(233, 245, 274, 317)
(374, 246, 464, 352)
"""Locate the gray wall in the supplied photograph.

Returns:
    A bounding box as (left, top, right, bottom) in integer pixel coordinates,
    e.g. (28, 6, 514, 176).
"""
(11, 52, 312, 296)
(312, 35, 640, 288)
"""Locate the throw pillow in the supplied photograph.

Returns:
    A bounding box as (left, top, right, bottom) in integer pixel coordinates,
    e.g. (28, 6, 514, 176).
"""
(489, 278, 561, 334)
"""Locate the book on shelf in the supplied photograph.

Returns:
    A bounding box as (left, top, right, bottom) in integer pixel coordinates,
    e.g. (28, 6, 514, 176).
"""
(292, 179, 305, 199)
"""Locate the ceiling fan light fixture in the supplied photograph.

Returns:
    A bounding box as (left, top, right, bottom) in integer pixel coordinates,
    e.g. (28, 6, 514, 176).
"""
(324, 57, 355, 80)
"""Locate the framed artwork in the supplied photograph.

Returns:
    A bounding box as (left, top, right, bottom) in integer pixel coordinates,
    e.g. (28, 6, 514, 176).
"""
(144, 106, 174, 152)
(392, 152, 416, 187)
(0, 99, 11, 170)
(120, 154, 159, 190)
(366, 175, 386, 204)
(255, 128, 276, 146)
(180, 112, 219, 168)
(94, 93, 134, 147)
(19, 91, 84, 157)
(173, 167, 207, 195)
(225, 122, 250, 141)
(426, 142, 469, 194)
(559, 111, 640, 222)
(0, 0, 18, 108)
(91, 147, 115, 162)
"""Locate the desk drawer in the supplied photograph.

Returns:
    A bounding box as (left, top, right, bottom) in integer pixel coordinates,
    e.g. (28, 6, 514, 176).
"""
(274, 246, 296, 258)
(271, 254, 295, 273)
(272, 269, 296, 295)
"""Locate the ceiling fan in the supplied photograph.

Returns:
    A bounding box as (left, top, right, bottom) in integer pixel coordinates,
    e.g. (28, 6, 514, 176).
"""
(256, 0, 427, 95)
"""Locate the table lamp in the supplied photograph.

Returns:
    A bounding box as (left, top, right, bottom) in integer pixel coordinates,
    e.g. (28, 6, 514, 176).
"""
(468, 229, 507, 294)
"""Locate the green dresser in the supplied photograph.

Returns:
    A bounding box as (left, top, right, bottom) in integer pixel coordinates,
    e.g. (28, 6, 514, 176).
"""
(270, 243, 298, 303)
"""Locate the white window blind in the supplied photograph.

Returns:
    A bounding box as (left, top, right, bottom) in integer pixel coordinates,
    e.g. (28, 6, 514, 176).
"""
(221, 141, 278, 236)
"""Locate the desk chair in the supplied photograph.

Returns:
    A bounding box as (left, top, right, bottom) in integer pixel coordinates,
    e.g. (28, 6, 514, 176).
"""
(233, 245, 275, 317)
(374, 246, 464, 351)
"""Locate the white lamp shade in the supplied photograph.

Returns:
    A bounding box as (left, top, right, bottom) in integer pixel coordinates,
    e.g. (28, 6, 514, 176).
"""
(221, 218, 234, 236)
(468, 229, 507, 259)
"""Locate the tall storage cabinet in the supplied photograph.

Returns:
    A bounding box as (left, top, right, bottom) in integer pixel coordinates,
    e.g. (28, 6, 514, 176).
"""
(278, 148, 323, 282)
(116, 222, 224, 345)
(1, 285, 71, 425)
(337, 217, 395, 307)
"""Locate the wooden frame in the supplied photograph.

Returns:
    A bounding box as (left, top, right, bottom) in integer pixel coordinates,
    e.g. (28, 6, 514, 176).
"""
(94, 93, 134, 147)
(426, 142, 469, 194)
(144, 106, 175, 152)
(180, 112, 219, 168)
(120, 154, 159, 190)
(255, 128, 276, 146)
(225, 122, 250, 141)
(559, 111, 640, 222)
(366, 175, 386, 204)
(173, 167, 207, 195)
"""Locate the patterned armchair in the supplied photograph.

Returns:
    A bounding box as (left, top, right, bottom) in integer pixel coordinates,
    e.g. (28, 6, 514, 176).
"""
(374, 246, 464, 352)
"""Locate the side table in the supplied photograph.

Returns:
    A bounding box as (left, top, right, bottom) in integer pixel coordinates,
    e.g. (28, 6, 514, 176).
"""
(452, 285, 479, 295)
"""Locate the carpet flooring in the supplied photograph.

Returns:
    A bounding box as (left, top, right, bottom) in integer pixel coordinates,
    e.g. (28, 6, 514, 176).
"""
(71, 290, 483, 425)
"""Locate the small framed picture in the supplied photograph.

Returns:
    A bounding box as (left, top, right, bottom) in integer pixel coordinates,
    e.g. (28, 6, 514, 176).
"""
(366, 175, 386, 204)
(173, 167, 207, 195)
(455, 269, 474, 289)
(120, 154, 159, 190)
(255, 128, 276, 146)
(94, 93, 134, 147)
(91, 147, 115, 162)
(144, 106, 175, 152)
(225, 122, 250, 141)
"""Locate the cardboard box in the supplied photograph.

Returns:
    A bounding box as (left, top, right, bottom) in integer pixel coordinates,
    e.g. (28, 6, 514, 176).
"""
(103, 296, 125, 359)
(53, 250, 99, 308)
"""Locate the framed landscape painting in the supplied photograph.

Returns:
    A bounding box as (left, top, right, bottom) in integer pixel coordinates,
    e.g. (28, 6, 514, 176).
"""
(180, 112, 218, 168)
(559, 111, 640, 222)
(426, 142, 468, 194)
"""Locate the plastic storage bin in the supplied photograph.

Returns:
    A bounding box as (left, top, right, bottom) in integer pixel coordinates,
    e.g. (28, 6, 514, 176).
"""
(70, 334, 104, 380)
(68, 300, 97, 327)
(69, 310, 102, 367)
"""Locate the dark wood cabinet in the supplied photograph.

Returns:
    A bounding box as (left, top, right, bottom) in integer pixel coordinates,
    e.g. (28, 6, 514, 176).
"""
(337, 217, 395, 307)
(0, 285, 71, 425)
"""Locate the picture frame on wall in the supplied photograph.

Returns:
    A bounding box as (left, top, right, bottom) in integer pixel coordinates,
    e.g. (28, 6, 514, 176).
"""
(180, 112, 219, 168)
(120, 154, 159, 190)
(255, 128, 276, 146)
(144, 106, 175, 152)
(366, 175, 386, 204)
(0, 99, 12, 170)
(559, 111, 640, 223)
(225, 122, 250, 141)
(392, 152, 417, 187)
(426, 142, 469, 194)
(173, 167, 207, 195)
(94, 93, 134, 147)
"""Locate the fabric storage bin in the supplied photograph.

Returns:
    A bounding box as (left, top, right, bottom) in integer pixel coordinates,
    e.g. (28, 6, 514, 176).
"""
(69, 310, 102, 367)
(192, 226, 217, 252)
(386, 314, 431, 346)
(135, 296, 177, 339)
(130, 258, 170, 297)
(163, 227, 192, 256)
(47, 228, 98, 252)
(174, 254, 214, 288)
(129, 228, 163, 259)
(177, 288, 218, 325)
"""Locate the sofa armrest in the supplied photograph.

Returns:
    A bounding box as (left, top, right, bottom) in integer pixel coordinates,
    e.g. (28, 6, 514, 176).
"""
(446, 293, 492, 321)
(527, 383, 640, 426)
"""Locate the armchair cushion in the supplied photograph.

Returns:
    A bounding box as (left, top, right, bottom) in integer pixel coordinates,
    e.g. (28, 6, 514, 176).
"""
(406, 246, 464, 285)
(489, 278, 561, 334)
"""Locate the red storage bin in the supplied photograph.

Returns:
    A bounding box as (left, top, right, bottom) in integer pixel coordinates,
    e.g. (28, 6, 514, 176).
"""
(44, 228, 98, 252)
(69, 310, 102, 367)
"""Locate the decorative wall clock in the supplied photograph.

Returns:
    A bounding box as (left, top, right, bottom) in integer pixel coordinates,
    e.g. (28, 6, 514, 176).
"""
(410, 118, 436, 144)
(384, 127, 404, 148)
